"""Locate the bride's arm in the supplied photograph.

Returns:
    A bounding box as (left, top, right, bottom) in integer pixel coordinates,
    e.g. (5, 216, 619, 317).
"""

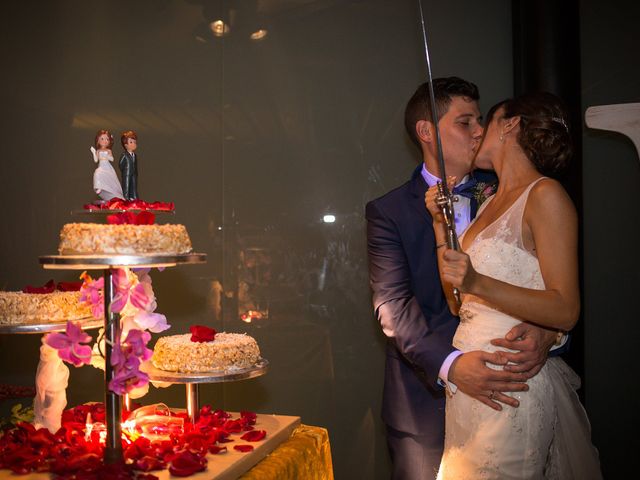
(442, 179, 579, 331)
(425, 184, 460, 315)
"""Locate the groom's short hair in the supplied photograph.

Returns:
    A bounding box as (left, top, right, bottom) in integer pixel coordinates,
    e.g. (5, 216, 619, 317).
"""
(404, 76, 479, 150)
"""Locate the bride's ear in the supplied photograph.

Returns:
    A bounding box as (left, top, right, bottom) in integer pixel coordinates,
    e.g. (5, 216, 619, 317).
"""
(502, 116, 520, 135)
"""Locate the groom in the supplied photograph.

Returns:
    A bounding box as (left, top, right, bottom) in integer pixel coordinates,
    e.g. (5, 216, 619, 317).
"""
(119, 130, 139, 201)
(366, 77, 560, 479)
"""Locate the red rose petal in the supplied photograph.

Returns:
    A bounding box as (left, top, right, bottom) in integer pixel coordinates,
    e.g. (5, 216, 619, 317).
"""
(240, 430, 266, 442)
(209, 445, 228, 454)
(22, 279, 56, 294)
(190, 325, 217, 343)
(233, 445, 254, 453)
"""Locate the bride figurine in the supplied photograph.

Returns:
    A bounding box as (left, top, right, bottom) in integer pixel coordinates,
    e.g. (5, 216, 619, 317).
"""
(91, 129, 124, 201)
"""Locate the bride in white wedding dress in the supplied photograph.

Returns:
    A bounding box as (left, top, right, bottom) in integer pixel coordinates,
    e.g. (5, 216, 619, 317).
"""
(91, 129, 124, 201)
(426, 92, 602, 479)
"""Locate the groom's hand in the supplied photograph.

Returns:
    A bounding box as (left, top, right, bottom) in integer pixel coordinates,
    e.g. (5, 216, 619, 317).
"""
(448, 351, 529, 411)
(490, 322, 557, 377)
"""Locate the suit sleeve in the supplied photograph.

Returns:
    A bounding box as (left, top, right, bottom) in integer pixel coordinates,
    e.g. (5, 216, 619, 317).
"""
(119, 154, 131, 197)
(366, 200, 457, 388)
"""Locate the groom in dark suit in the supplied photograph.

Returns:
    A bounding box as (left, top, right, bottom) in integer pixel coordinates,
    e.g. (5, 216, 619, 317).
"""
(366, 77, 560, 479)
(119, 130, 139, 200)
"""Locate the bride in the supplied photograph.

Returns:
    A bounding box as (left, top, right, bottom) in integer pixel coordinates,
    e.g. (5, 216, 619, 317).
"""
(426, 92, 602, 479)
(91, 129, 124, 201)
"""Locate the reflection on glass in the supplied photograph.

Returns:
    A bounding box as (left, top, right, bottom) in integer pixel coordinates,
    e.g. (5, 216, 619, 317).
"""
(249, 29, 268, 41)
(210, 20, 230, 37)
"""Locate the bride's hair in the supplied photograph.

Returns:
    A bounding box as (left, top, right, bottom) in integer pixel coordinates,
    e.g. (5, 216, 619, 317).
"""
(487, 92, 572, 175)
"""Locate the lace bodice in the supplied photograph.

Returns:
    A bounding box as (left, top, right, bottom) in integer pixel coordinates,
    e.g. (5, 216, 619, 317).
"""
(461, 177, 546, 308)
(454, 177, 547, 353)
(97, 149, 114, 162)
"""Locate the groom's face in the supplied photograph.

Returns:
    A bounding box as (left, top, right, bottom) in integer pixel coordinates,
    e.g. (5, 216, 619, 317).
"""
(438, 95, 483, 174)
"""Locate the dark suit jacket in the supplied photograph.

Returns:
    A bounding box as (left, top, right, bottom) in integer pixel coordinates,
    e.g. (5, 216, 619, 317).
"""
(366, 165, 496, 437)
(119, 152, 138, 200)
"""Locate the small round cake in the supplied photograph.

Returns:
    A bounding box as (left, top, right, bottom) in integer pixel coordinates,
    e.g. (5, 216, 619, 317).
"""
(0, 291, 92, 325)
(58, 223, 193, 255)
(152, 333, 260, 373)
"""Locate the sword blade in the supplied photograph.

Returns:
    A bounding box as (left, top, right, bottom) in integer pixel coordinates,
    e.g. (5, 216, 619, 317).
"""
(417, 0, 449, 195)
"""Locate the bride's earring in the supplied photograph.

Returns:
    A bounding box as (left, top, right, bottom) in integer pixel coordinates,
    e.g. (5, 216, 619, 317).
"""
(499, 132, 504, 142)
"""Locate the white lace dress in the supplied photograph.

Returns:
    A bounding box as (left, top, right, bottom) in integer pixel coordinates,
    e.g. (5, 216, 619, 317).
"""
(437, 178, 602, 480)
(93, 149, 123, 200)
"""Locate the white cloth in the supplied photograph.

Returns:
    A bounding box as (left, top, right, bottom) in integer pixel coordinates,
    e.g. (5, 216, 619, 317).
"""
(33, 340, 70, 433)
(93, 149, 123, 200)
(437, 178, 602, 479)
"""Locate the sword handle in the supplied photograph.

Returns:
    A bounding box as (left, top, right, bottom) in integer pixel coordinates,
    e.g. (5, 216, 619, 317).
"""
(436, 183, 461, 304)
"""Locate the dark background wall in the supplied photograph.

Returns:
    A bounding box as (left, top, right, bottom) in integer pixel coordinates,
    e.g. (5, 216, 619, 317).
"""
(0, 0, 635, 477)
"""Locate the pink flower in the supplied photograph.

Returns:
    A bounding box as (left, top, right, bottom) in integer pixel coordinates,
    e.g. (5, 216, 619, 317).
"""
(45, 321, 93, 367)
(111, 269, 132, 313)
(133, 311, 170, 333)
(79, 272, 104, 319)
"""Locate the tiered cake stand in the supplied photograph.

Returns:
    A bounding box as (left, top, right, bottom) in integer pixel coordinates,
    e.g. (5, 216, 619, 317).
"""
(39, 252, 207, 464)
(38, 250, 269, 466)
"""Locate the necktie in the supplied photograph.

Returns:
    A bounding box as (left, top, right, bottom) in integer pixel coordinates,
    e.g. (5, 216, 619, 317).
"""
(452, 177, 478, 200)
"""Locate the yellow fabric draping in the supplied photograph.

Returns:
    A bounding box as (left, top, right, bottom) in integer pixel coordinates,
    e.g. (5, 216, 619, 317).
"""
(240, 424, 334, 480)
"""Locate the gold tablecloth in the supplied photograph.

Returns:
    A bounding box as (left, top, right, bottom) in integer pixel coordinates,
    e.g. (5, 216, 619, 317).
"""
(240, 424, 334, 480)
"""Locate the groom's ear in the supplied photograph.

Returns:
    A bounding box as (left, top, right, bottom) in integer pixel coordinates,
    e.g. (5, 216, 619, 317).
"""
(416, 120, 434, 143)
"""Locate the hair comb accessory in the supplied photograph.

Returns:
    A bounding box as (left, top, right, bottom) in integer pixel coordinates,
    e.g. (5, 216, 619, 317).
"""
(551, 116, 569, 132)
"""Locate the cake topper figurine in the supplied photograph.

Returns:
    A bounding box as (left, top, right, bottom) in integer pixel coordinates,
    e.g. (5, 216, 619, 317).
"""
(119, 130, 139, 200)
(91, 129, 124, 201)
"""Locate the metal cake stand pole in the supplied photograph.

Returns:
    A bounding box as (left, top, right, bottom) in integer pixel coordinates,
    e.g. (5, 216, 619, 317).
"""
(185, 384, 200, 423)
(103, 268, 123, 464)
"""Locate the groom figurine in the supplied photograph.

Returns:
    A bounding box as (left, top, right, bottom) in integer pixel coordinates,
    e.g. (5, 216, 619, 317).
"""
(366, 77, 560, 479)
(119, 130, 139, 200)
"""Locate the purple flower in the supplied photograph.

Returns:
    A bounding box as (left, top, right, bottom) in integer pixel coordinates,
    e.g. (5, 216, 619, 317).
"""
(108, 328, 153, 395)
(44, 321, 93, 367)
(123, 329, 153, 362)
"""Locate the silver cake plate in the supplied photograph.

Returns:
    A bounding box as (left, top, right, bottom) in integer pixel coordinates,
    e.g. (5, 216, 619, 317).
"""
(146, 357, 269, 384)
(39, 253, 207, 270)
(0, 317, 103, 334)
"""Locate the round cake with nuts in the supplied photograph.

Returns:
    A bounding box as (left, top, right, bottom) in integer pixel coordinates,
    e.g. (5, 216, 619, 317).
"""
(58, 223, 192, 255)
(152, 332, 260, 373)
(0, 291, 91, 325)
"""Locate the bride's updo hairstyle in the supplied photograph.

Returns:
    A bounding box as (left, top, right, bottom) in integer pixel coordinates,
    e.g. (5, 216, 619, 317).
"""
(501, 92, 572, 175)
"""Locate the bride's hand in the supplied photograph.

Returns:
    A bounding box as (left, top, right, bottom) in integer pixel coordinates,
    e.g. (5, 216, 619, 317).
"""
(441, 249, 478, 292)
(424, 176, 456, 221)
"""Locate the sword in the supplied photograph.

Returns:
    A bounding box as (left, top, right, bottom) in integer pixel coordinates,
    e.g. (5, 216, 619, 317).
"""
(417, 0, 461, 303)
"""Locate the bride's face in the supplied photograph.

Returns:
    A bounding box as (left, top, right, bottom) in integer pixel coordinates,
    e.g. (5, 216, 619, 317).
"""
(474, 107, 505, 170)
(98, 134, 110, 149)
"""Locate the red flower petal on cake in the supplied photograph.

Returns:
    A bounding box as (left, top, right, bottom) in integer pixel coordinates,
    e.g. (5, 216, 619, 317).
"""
(22, 279, 56, 294)
(240, 411, 257, 424)
(168, 451, 207, 477)
(240, 430, 266, 442)
(56, 281, 83, 291)
(209, 445, 227, 454)
(233, 445, 254, 453)
(136, 211, 156, 225)
(189, 325, 217, 343)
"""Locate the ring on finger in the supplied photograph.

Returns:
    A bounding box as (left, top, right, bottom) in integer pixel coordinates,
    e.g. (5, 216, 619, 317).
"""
(488, 390, 496, 400)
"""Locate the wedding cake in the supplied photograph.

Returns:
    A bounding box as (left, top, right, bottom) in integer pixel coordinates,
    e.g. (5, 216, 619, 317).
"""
(152, 332, 260, 373)
(58, 223, 192, 255)
(0, 290, 91, 325)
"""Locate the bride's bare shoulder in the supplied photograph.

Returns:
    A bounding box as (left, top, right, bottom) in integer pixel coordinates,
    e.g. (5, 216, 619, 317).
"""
(527, 177, 577, 224)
